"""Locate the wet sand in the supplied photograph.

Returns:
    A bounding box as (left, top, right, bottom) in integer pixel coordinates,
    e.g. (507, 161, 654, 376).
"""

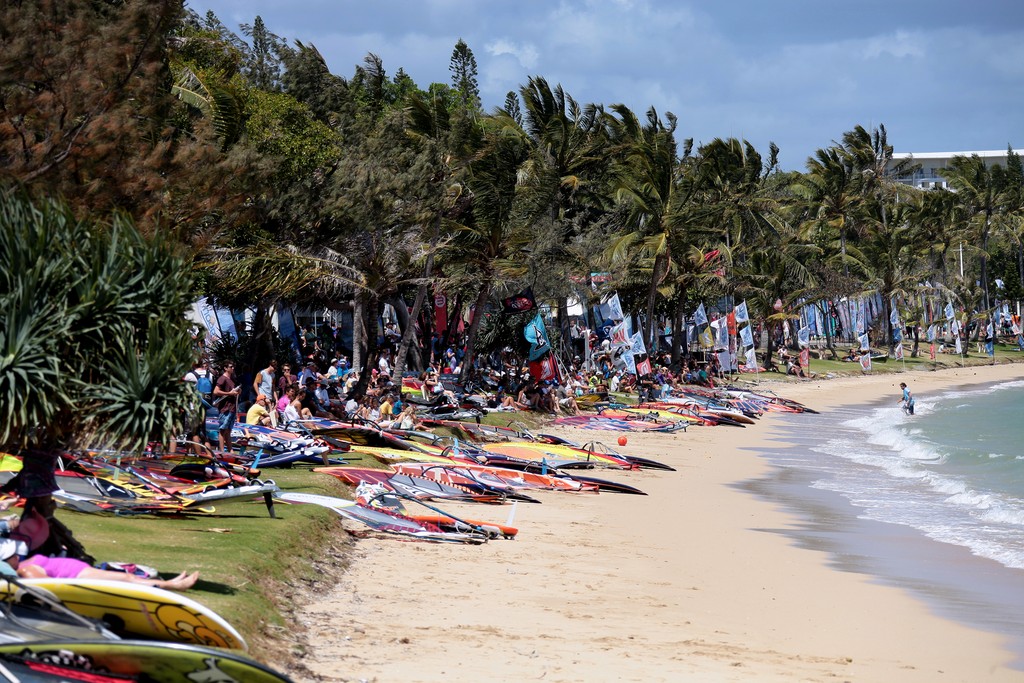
(292, 363, 1024, 682)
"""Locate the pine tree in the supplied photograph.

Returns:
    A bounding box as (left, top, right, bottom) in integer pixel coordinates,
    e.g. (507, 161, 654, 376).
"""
(449, 39, 480, 111)
(505, 90, 523, 126)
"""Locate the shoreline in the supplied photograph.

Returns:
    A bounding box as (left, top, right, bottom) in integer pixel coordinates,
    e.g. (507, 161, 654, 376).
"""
(291, 363, 1024, 682)
(741, 412, 1024, 670)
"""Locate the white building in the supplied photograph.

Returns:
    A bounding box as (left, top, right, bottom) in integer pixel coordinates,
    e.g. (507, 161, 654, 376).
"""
(887, 150, 1013, 190)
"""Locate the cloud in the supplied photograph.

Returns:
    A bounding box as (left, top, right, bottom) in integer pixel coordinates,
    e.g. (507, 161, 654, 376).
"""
(485, 39, 539, 70)
(861, 30, 926, 60)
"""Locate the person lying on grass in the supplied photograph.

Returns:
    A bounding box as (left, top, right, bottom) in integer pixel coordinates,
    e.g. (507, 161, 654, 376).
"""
(0, 539, 198, 591)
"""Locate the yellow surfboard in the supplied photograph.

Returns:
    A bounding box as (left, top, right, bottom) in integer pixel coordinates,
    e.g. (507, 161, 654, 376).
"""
(1, 578, 246, 650)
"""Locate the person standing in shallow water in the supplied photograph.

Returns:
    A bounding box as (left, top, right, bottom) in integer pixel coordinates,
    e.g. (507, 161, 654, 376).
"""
(899, 382, 915, 415)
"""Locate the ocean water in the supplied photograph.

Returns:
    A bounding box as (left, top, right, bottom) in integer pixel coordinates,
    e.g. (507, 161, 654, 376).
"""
(797, 379, 1024, 570)
(746, 378, 1024, 663)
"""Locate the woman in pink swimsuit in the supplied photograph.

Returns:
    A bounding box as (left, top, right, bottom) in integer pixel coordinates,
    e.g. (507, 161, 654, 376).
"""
(1, 543, 198, 591)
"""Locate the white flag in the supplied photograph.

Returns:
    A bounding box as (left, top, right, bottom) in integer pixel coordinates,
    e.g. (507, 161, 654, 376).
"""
(926, 324, 936, 342)
(693, 303, 708, 327)
(716, 320, 729, 349)
(890, 307, 899, 326)
(859, 353, 872, 372)
(740, 325, 754, 348)
(954, 335, 963, 355)
(629, 331, 647, 357)
(605, 293, 624, 320)
(745, 347, 758, 369)
(797, 325, 810, 347)
(895, 343, 904, 360)
(734, 301, 749, 324)
(944, 302, 955, 320)
(859, 333, 870, 351)
(950, 319, 960, 335)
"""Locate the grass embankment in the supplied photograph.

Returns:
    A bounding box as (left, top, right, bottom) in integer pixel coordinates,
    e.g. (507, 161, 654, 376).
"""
(767, 341, 1024, 384)
(58, 410, 550, 670)
(63, 466, 362, 669)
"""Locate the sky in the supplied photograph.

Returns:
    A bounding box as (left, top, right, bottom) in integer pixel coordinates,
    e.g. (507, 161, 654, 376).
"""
(185, 0, 1023, 171)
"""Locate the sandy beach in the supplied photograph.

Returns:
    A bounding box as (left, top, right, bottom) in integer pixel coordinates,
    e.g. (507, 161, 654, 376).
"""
(292, 363, 1024, 682)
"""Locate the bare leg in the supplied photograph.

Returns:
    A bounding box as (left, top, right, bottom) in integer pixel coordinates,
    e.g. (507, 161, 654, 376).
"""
(76, 567, 199, 591)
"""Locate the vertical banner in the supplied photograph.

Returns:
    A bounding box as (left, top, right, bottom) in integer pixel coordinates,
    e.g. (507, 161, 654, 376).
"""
(215, 306, 237, 342)
(859, 353, 872, 372)
(192, 297, 221, 347)
(434, 293, 448, 333)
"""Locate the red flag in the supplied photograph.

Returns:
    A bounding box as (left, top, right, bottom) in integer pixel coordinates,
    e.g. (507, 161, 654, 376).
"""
(527, 354, 560, 382)
(636, 357, 653, 376)
(727, 311, 737, 336)
(433, 293, 448, 333)
(798, 348, 809, 368)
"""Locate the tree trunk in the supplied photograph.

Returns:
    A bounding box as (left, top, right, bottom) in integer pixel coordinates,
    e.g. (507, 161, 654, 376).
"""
(819, 301, 835, 360)
(764, 319, 778, 371)
(440, 292, 463, 350)
(670, 290, 686, 367)
(393, 288, 426, 381)
(351, 293, 365, 373)
(643, 251, 669, 351)
(393, 219, 439, 379)
(349, 290, 380, 400)
(459, 275, 493, 384)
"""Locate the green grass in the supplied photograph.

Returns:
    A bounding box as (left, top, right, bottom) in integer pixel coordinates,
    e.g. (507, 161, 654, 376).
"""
(64, 466, 357, 665)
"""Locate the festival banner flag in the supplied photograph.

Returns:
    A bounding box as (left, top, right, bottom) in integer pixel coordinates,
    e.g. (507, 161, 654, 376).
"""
(954, 335, 963, 355)
(797, 325, 810, 348)
(433, 293, 448, 333)
(895, 343, 904, 360)
(699, 325, 715, 349)
(926, 324, 936, 342)
(799, 348, 810, 368)
(598, 290, 622, 319)
(950, 319, 960, 335)
(524, 313, 552, 361)
(693, 303, 708, 327)
(859, 333, 870, 351)
(944, 302, 955, 320)
(527, 353, 560, 382)
(859, 352, 872, 372)
(502, 287, 537, 313)
(745, 347, 758, 369)
(734, 300, 749, 323)
(609, 321, 630, 347)
(629, 331, 647, 357)
(893, 326, 902, 343)
(727, 311, 737, 336)
(715, 320, 729, 350)
(890, 306, 900, 326)
(635, 356, 653, 377)
(622, 349, 637, 375)
(740, 325, 754, 348)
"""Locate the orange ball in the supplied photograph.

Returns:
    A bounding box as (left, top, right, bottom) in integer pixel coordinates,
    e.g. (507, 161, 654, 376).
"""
(617, 436, 628, 447)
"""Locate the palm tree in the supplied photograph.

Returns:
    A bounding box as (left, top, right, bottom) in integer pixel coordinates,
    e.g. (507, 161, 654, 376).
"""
(941, 153, 1012, 313)
(0, 190, 196, 559)
(452, 112, 534, 382)
(793, 146, 863, 277)
(603, 105, 684, 350)
(518, 77, 609, 341)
